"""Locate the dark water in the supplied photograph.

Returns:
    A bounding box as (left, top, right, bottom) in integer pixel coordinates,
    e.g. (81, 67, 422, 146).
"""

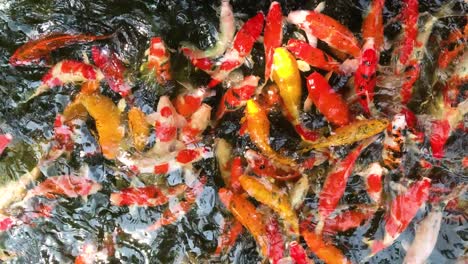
(0, 0, 466, 263)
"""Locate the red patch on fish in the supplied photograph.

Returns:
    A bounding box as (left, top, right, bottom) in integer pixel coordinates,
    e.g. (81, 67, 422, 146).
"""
(176, 149, 200, 164)
(429, 119, 451, 159)
(0, 133, 12, 155)
(154, 163, 169, 174)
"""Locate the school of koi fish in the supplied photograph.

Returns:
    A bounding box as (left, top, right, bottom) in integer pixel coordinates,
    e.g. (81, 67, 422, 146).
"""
(0, 0, 467, 263)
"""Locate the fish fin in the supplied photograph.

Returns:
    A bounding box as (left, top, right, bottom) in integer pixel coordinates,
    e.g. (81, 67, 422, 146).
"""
(303, 97, 313, 112)
(401, 240, 410, 251)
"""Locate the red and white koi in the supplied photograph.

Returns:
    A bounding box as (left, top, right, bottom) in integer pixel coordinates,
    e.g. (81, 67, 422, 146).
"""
(382, 114, 407, 170)
(180, 0, 235, 59)
(214, 219, 243, 256)
(397, 0, 419, 67)
(264, 1, 283, 80)
(32, 60, 104, 99)
(146, 177, 206, 231)
(208, 13, 265, 87)
(150, 96, 186, 152)
(265, 217, 285, 264)
(321, 205, 378, 235)
(26, 175, 102, 199)
(286, 39, 340, 72)
(110, 185, 187, 207)
(216, 75, 259, 120)
(142, 37, 172, 85)
(173, 86, 214, 118)
(438, 17, 467, 69)
(0, 133, 12, 155)
(306, 72, 352, 127)
(287, 10, 361, 57)
(316, 139, 373, 232)
(359, 163, 384, 204)
(370, 177, 431, 254)
(289, 241, 313, 264)
(91, 46, 131, 96)
(180, 103, 212, 144)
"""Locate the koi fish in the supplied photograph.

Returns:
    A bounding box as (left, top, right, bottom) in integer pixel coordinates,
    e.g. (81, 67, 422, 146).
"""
(10, 33, 111, 66)
(244, 99, 297, 168)
(438, 18, 467, 69)
(128, 107, 150, 152)
(91, 46, 131, 96)
(322, 205, 378, 235)
(402, 207, 443, 264)
(264, 2, 283, 80)
(0, 167, 41, 211)
(286, 39, 340, 72)
(181, 48, 216, 74)
(180, 103, 211, 144)
(216, 75, 259, 120)
(382, 114, 407, 169)
(354, 38, 379, 114)
(27, 175, 102, 199)
(208, 13, 264, 87)
(371, 177, 431, 254)
(229, 156, 243, 193)
(287, 10, 360, 57)
(180, 0, 235, 59)
(443, 51, 468, 107)
(75, 93, 124, 159)
(218, 188, 269, 257)
(142, 37, 172, 85)
(239, 174, 299, 235)
(214, 138, 233, 187)
(359, 162, 384, 204)
(289, 241, 313, 264)
(301, 227, 350, 264)
(173, 86, 214, 118)
(362, 0, 385, 51)
(397, 0, 419, 66)
(303, 118, 388, 150)
(289, 175, 310, 210)
(316, 139, 373, 232)
(265, 217, 285, 264)
(110, 185, 186, 207)
(0, 134, 12, 155)
(147, 177, 206, 231)
(151, 96, 187, 153)
(214, 219, 243, 256)
(305, 72, 351, 127)
(80, 80, 100, 94)
(244, 150, 301, 181)
(31, 60, 104, 100)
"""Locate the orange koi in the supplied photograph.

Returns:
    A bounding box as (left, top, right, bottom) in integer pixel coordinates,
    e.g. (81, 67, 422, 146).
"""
(214, 219, 243, 256)
(301, 227, 350, 264)
(76, 93, 124, 159)
(286, 39, 340, 72)
(317, 139, 373, 232)
(218, 188, 269, 257)
(91, 46, 131, 96)
(216, 75, 259, 120)
(110, 185, 186, 207)
(147, 177, 206, 231)
(208, 13, 265, 87)
(287, 10, 360, 57)
(239, 174, 299, 235)
(264, 1, 283, 80)
(32, 60, 104, 99)
(362, 0, 385, 51)
(10, 33, 111, 66)
(27, 175, 102, 199)
(244, 99, 297, 168)
(438, 18, 467, 69)
(173, 86, 214, 118)
(306, 72, 351, 127)
(244, 150, 300, 181)
(80, 80, 100, 95)
(180, 103, 211, 144)
(370, 178, 431, 255)
(0, 134, 12, 155)
(128, 107, 150, 152)
(142, 37, 172, 85)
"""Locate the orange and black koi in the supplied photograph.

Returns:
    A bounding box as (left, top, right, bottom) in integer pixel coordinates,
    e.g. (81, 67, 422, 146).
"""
(10, 33, 111, 66)
(244, 150, 301, 181)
